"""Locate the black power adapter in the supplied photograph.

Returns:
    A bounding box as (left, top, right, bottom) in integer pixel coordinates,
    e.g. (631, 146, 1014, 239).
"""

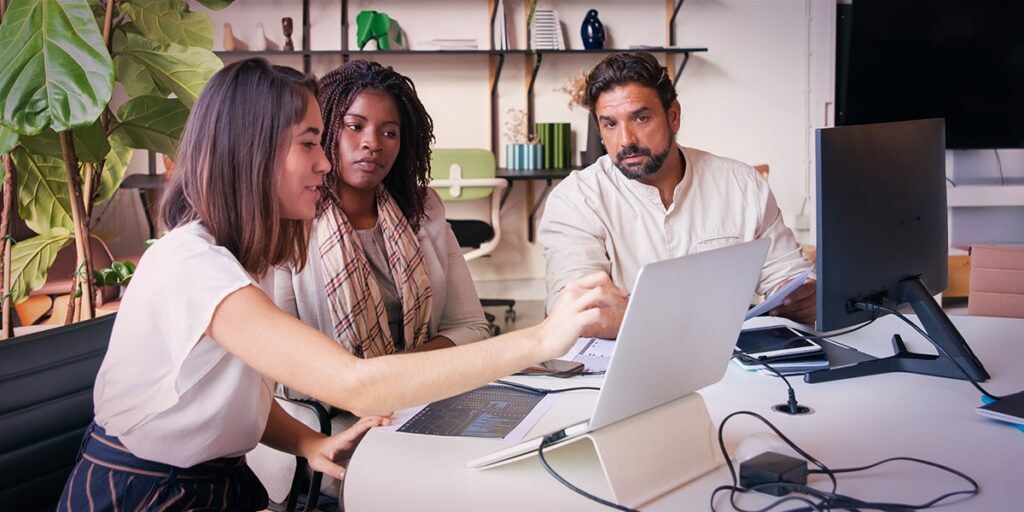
(739, 451, 808, 496)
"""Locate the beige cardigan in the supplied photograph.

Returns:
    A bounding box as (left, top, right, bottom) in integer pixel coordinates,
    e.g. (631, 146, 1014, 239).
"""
(251, 190, 491, 502)
(273, 188, 491, 350)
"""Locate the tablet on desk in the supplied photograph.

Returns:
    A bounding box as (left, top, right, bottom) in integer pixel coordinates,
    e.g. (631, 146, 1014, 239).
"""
(977, 390, 1024, 427)
(735, 325, 823, 360)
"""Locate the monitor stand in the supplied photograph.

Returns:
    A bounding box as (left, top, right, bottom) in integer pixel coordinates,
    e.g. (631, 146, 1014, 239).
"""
(805, 276, 989, 384)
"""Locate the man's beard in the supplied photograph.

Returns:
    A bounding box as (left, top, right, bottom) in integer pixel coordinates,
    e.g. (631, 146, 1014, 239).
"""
(614, 142, 671, 180)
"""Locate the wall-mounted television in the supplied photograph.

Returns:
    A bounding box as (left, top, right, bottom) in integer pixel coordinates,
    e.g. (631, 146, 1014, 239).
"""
(836, 0, 1024, 149)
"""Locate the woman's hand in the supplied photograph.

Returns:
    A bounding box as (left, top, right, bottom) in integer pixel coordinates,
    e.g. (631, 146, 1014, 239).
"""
(305, 415, 392, 480)
(538, 272, 629, 359)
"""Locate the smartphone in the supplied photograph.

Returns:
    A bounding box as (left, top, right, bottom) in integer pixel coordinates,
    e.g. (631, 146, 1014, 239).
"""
(734, 325, 822, 360)
(522, 359, 585, 377)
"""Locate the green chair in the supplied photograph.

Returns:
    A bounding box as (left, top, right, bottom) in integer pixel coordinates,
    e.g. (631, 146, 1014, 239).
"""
(429, 149, 517, 331)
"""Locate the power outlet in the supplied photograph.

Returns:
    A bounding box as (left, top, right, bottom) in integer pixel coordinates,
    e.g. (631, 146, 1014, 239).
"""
(794, 213, 810, 231)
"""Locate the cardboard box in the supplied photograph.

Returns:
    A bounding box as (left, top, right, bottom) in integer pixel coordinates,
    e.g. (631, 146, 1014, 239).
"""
(968, 291, 1024, 318)
(969, 268, 1024, 294)
(971, 245, 1024, 271)
(968, 245, 1024, 317)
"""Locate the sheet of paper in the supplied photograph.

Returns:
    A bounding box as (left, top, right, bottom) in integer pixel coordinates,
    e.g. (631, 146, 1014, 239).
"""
(559, 337, 615, 373)
(745, 267, 813, 320)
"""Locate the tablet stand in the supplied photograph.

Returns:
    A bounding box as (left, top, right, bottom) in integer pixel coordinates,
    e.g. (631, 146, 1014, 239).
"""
(534, 392, 723, 508)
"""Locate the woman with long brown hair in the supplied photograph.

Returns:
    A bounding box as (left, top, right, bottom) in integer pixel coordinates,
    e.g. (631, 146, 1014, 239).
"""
(58, 58, 624, 510)
(254, 60, 494, 502)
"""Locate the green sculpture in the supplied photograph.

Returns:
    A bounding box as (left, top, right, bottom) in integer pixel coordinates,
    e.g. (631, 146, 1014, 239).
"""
(356, 10, 405, 50)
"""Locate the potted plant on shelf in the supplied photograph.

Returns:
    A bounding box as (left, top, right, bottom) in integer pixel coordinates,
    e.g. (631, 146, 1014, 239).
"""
(0, 0, 234, 338)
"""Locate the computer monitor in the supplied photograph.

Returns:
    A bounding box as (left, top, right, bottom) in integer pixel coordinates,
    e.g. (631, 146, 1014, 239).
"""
(808, 118, 989, 384)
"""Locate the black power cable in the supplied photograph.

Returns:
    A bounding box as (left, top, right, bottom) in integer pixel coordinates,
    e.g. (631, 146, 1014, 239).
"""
(537, 436, 639, 512)
(493, 379, 631, 510)
(852, 302, 1006, 401)
(710, 411, 980, 512)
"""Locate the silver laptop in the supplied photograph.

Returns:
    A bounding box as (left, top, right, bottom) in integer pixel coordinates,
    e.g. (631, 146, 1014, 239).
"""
(469, 238, 770, 469)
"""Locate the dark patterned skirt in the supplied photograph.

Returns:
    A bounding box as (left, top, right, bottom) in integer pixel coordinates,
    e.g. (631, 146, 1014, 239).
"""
(58, 421, 269, 511)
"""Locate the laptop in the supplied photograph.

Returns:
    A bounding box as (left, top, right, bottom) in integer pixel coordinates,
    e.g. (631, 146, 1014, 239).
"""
(469, 237, 771, 469)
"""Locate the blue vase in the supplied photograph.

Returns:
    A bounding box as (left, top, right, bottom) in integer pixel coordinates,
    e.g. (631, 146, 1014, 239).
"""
(581, 9, 605, 50)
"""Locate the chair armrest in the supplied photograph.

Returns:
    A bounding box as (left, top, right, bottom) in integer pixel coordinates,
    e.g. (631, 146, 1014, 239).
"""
(277, 396, 331, 512)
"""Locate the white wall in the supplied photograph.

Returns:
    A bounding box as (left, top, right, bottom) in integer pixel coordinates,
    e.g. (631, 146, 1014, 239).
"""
(103, 0, 838, 294)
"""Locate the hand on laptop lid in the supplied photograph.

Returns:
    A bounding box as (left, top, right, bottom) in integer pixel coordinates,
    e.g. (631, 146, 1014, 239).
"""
(537, 272, 629, 360)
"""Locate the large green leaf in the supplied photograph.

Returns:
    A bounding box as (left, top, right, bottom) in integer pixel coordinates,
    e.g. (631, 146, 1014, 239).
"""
(11, 145, 73, 234)
(111, 95, 188, 155)
(71, 121, 111, 163)
(195, 0, 237, 10)
(114, 32, 222, 108)
(10, 232, 72, 305)
(0, 0, 114, 135)
(17, 121, 110, 164)
(121, 0, 214, 49)
(0, 125, 17, 155)
(94, 135, 132, 204)
(112, 26, 171, 98)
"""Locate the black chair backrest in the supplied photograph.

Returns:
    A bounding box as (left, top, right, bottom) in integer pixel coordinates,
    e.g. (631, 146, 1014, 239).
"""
(0, 315, 115, 511)
(446, 219, 495, 249)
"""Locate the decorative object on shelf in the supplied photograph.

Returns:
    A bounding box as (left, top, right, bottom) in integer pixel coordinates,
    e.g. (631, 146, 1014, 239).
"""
(223, 22, 247, 51)
(557, 71, 588, 110)
(504, 109, 541, 170)
(356, 10, 406, 50)
(252, 22, 268, 51)
(531, 9, 565, 50)
(581, 9, 606, 50)
(504, 108, 529, 145)
(282, 17, 294, 51)
(536, 122, 571, 169)
(506, 143, 543, 170)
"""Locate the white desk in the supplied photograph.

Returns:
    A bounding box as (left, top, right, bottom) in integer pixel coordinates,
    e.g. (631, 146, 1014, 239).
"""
(345, 315, 1024, 511)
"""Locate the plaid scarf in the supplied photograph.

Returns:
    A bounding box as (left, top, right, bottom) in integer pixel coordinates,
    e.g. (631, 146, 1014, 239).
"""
(317, 188, 432, 358)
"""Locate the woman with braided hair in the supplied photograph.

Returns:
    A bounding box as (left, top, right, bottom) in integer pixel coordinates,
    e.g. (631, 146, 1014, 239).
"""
(286, 59, 492, 359)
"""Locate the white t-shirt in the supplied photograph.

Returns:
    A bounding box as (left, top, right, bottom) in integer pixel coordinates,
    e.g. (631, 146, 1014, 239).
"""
(93, 221, 274, 467)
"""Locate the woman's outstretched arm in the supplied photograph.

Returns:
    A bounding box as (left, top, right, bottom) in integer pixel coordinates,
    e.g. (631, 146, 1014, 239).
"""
(209, 272, 626, 416)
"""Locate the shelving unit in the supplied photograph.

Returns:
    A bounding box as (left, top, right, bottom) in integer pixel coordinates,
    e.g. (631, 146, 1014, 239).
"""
(213, 0, 708, 162)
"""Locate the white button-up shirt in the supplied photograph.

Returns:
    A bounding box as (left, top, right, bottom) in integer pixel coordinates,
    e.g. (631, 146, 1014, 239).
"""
(538, 146, 812, 311)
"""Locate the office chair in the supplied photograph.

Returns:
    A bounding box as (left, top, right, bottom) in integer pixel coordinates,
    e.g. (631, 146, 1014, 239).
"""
(0, 315, 116, 511)
(275, 397, 332, 512)
(428, 149, 516, 334)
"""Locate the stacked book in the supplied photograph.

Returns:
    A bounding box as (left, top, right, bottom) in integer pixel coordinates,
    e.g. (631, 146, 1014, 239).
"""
(536, 122, 571, 169)
(968, 245, 1024, 317)
(493, 0, 510, 50)
(531, 9, 565, 50)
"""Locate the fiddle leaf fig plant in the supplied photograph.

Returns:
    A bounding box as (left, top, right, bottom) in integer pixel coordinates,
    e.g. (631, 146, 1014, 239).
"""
(0, 0, 234, 335)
